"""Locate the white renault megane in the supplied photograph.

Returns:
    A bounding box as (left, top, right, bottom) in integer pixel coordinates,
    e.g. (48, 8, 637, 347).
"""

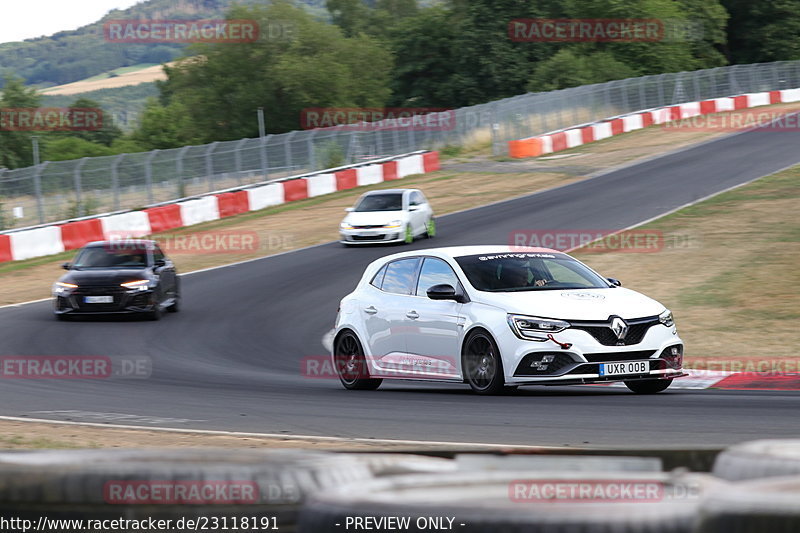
(332, 246, 686, 395)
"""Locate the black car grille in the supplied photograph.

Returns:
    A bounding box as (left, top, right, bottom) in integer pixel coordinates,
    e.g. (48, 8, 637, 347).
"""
(582, 350, 657, 363)
(570, 316, 660, 346)
(352, 225, 385, 229)
(351, 234, 386, 241)
(514, 352, 577, 376)
(72, 286, 126, 311)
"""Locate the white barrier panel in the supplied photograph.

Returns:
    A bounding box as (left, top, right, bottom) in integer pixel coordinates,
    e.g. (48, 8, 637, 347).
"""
(101, 211, 152, 240)
(10, 226, 65, 261)
(396, 154, 424, 178)
(247, 183, 284, 211)
(714, 97, 735, 112)
(649, 108, 672, 125)
(623, 114, 644, 132)
(564, 129, 583, 148)
(356, 165, 384, 186)
(538, 135, 552, 154)
(747, 92, 770, 107)
(677, 102, 701, 119)
(592, 122, 613, 140)
(781, 88, 800, 103)
(179, 196, 220, 227)
(307, 174, 336, 197)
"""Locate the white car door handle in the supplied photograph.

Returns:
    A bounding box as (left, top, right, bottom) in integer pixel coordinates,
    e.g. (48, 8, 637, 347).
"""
(406, 310, 419, 319)
(364, 306, 378, 315)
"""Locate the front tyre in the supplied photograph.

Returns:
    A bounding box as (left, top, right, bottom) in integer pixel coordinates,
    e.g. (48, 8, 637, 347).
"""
(624, 378, 672, 394)
(462, 330, 506, 395)
(334, 331, 382, 391)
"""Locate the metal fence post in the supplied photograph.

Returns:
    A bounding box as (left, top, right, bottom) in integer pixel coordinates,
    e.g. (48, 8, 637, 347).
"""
(111, 154, 125, 211)
(33, 162, 47, 224)
(205, 142, 219, 192)
(307, 129, 317, 171)
(176, 145, 190, 197)
(284, 132, 295, 172)
(144, 150, 157, 205)
(74, 158, 88, 218)
(234, 138, 247, 184)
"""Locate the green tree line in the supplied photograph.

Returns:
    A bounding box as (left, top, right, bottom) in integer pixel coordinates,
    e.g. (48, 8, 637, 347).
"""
(2, 0, 800, 168)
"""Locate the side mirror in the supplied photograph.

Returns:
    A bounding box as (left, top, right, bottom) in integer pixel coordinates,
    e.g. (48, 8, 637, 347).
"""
(607, 277, 622, 287)
(154, 259, 167, 268)
(61, 262, 71, 270)
(344, 207, 354, 212)
(427, 284, 467, 303)
(408, 205, 419, 211)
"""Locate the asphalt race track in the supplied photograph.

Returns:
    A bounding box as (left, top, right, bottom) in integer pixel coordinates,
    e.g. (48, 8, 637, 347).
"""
(1, 122, 799, 448)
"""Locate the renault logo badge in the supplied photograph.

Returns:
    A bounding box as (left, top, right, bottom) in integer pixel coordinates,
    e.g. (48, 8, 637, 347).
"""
(610, 317, 629, 340)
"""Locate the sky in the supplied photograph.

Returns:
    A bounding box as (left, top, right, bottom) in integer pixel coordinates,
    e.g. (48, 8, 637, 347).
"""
(0, 0, 144, 44)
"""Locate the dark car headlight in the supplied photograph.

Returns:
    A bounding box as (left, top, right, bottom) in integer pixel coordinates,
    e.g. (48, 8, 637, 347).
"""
(53, 282, 78, 295)
(508, 314, 570, 341)
(121, 279, 151, 292)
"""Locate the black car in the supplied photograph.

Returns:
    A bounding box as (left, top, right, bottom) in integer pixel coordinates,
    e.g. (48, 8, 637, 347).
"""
(53, 240, 180, 320)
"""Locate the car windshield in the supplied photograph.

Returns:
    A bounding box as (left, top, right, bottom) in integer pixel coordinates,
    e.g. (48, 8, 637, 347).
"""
(73, 245, 150, 269)
(454, 252, 609, 292)
(354, 193, 403, 212)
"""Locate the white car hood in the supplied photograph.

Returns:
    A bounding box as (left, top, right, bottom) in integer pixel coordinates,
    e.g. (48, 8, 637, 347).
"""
(343, 211, 406, 226)
(472, 287, 665, 321)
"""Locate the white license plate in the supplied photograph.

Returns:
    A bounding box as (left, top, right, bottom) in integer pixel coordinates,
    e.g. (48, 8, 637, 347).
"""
(600, 361, 649, 376)
(84, 296, 113, 304)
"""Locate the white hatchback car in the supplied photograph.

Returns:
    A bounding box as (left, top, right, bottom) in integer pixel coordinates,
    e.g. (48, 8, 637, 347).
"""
(339, 189, 435, 245)
(332, 246, 686, 395)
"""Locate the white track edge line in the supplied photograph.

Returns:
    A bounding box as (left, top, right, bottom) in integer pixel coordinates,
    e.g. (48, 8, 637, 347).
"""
(0, 415, 569, 450)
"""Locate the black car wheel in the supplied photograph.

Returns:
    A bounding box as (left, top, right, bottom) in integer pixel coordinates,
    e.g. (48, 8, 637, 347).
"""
(462, 330, 506, 395)
(167, 296, 180, 313)
(334, 331, 382, 390)
(147, 302, 162, 321)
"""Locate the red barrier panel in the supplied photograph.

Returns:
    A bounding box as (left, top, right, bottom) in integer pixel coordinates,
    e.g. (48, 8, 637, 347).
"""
(422, 151, 440, 172)
(699, 100, 717, 115)
(733, 95, 749, 110)
(668, 106, 683, 121)
(335, 169, 358, 191)
(60, 219, 105, 251)
(550, 132, 568, 152)
(640, 112, 654, 128)
(580, 126, 595, 144)
(146, 204, 183, 234)
(610, 118, 624, 135)
(382, 161, 398, 180)
(769, 90, 782, 104)
(0, 234, 11, 263)
(216, 191, 250, 218)
(283, 178, 309, 202)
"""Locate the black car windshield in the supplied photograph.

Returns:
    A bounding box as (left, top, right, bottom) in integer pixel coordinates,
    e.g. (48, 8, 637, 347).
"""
(73, 246, 150, 269)
(455, 253, 609, 292)
(354, 193, 403, 212)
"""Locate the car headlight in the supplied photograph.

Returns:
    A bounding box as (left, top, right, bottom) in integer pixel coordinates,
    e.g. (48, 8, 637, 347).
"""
(383, 219, 403, 228)
(53, 281, 78, 294)
(121, 279, 150, 291)
(659, 309, 674, 328)
(340, 221, 354, 230)
(508, 314, 570, 341)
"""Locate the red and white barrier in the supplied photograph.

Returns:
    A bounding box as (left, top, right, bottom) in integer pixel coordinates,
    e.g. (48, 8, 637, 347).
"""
(509, 88, 800, 158)
(0, 151, 440, 263)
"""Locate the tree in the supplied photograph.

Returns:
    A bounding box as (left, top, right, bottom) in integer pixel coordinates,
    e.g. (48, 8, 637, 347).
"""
(722, 0, 800, 64)
(0, 76, 41, 169)
(154, 1, 393, 142)
(527, 49, 637, 92)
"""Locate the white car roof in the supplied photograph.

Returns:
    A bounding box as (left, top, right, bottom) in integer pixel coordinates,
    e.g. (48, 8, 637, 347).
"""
(360, 188, 418, 195)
